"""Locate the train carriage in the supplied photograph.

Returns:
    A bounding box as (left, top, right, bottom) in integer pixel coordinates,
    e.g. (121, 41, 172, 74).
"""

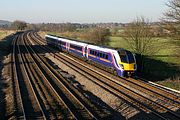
(45, 35, 59, 47)
(68, 41, 87, 58)
(57, 38, 67, 51)
(87, 45, 113, 68)
(87, 45, 126, 76)
(45, 34, 137, 77)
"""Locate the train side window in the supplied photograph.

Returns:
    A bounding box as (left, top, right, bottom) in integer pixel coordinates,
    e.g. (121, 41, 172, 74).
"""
(105, 54, 108, 59)
(70, 44, 82, 51)
(61, 41, 66, 45)
(95, 51, 97, 56)
(99, 52, 102, 58)
(90, 50, 93, 54)
(77, 46, 81, 50)
(102, 54, 105, 58)
(97, 52, 99, 57)
(92, 51, 94, 55)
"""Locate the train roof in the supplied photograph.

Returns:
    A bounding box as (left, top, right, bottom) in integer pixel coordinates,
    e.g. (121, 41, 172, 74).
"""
(59, 37, 88, 46)
(87, 44, 118, 53)
(45, 34, 59, 40)
(46, 34, 88, 46)
(46, 34, 91, 44)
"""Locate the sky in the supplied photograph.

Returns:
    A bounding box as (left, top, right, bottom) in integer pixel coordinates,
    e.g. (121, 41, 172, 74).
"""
(0, 0, 169, 23)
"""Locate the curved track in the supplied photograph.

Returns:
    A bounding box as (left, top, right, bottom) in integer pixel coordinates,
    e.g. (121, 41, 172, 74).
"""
(10, 35, 26, 119)
(11, 31, 113, 119)
(11, 33, 46, 119)
(30, 31, 180, 120)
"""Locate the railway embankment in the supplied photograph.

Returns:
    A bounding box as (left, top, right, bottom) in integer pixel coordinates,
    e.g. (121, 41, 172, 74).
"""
(0, 31, 15, 119)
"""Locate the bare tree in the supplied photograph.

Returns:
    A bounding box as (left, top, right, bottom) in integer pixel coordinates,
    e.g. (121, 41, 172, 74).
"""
(164, 0, 180, 22)
(163, 0, 180, 55)
(83, 27, 111, 45)
(11, 20, 27, 31)
(163, 0, 180, 38)
(123, 17, 159, 73)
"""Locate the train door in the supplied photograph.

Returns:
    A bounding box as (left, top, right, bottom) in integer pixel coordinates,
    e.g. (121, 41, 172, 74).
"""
(59, 41, 62, 51)
(96, 51, 100, 60)
(66, 43, 70, 52)
(84, 46, 88, 58)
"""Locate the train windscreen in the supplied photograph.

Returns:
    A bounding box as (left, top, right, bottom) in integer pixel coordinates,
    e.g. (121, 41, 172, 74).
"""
(118, 50, 135, 63)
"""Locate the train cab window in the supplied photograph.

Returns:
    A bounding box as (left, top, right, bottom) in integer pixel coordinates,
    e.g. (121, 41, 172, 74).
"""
(126, 51, 135, 63)
(118, 50, 135, 63)
(119, 50, 127, 63)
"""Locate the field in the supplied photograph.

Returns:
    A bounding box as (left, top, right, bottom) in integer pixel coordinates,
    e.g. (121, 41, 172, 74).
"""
(40, 31, 180, 90)
(109, 37, 129, 49)
(0, 31, 8, 39)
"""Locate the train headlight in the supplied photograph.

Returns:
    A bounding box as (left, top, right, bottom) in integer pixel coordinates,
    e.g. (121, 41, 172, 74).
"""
(120, 64, 124, 69)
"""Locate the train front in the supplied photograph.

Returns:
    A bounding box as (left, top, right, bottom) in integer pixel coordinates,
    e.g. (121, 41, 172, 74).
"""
(118, 49, 137, 77)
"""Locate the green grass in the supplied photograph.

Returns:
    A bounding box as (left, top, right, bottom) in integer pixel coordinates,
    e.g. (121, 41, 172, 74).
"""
(109, 37, 129, 49)
(153, 38, 180, 64)
(0, 31, 7, 38)
(0, 32, 3, 36)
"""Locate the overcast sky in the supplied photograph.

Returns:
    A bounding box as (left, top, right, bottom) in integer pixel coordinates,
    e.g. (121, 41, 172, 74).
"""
(0, 0, 169, 23)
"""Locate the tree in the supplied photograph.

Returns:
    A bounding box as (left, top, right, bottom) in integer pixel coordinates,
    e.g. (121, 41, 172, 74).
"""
(12, 20, 27, 31)
(164, 0, 180, 22)
(83, 27, 111, 45)
(163, 0, 180, 38)
(123, 17, 159, 73)
(164, 0, 180, 54)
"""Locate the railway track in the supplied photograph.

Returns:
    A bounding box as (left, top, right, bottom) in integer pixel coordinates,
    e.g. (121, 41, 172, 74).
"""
(30, 31, 180, 120)
(20, 33, 77, 119)
(25, 33, 99, 119)
(27, 32, 114, 119)
(10, 31, 115, 119)
(12, 33, 46, 119)
(10, 35, 26, 119)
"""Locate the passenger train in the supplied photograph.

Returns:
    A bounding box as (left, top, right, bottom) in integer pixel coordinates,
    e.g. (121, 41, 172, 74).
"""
(45, 34, 137, 77)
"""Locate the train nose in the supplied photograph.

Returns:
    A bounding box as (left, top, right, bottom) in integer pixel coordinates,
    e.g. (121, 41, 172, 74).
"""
(124, 64, 135, 71)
